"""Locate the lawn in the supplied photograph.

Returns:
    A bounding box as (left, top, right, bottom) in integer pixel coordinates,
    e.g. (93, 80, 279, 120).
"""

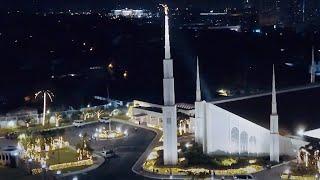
(112, 114, 130, 120)
(45, 147, 78, 165)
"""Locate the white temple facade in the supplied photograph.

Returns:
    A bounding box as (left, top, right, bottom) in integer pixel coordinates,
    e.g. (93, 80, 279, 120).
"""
(162, 5, 178, 165)
(194, 63, 307, 157)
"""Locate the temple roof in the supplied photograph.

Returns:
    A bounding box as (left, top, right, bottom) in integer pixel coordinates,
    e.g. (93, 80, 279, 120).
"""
(214, 84, 320, 135)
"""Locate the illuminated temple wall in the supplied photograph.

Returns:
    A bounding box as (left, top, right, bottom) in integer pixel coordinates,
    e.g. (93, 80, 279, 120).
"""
(204, 103, 307, 156)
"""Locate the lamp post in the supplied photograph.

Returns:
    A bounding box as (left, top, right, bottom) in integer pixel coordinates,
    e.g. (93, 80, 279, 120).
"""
(35, 90, 54, 126)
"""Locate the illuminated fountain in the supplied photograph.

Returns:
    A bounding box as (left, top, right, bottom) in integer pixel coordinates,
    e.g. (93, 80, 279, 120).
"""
(94, 126, 128, 140)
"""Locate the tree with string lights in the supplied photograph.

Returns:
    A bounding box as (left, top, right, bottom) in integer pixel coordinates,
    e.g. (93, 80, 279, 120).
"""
(35, 90, 54, 126)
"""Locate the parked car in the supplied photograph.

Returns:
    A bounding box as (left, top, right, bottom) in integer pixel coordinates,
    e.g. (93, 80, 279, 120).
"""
(233, 174, 255, 179)
(73, 120, 85, 127)
(99, 117, 110, 123)
(100, 149, 115, 158)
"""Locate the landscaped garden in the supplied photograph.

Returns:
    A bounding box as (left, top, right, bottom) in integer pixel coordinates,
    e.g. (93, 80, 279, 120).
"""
(280, 142, 320, 179)
(0, 105, 131, 137)
(18, 132, 94, 175)
(143, 143, 269, 178)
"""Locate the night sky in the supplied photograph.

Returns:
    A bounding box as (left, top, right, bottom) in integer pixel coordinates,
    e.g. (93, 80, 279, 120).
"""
(0, 0, 241, 10)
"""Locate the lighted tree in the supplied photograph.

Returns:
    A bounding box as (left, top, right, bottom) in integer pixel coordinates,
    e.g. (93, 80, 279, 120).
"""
(76, 133, 93, 160)
(82, 111, 91, 121)
(95, 110, 105, 119)
(55, 113, 62, 127)
(35, 90, 54, 126)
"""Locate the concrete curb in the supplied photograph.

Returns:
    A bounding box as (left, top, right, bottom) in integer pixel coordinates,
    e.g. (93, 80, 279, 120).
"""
(270, 160, 292, 169)
(111, 119, 191, 180)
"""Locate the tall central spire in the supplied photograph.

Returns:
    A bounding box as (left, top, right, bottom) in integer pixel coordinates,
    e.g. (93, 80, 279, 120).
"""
(272, 64, 277, 114)
(196, 57, 201, 101)
(161, 4, 178, 166)
(163, 4, 171, 60)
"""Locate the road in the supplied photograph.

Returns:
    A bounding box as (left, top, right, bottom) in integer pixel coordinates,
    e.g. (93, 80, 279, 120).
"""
(61, 122, 155, 180)
(254, 163, 289, 180)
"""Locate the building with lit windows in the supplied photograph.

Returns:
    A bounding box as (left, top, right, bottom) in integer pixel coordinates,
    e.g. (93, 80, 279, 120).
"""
(109, 8, 151, 18)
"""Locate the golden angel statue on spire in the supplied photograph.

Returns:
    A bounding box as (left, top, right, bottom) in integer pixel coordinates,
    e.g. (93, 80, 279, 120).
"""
(160, 4, 169, 15)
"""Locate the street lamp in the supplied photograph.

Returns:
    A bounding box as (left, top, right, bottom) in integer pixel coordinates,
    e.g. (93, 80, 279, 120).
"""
(35, 90, 54, 126)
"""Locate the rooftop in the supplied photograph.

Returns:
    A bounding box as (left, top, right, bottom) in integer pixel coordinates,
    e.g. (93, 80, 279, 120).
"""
(214, 84, 320, 135)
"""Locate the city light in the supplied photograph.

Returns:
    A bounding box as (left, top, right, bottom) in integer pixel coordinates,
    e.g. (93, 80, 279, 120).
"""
(297, 129, 305, 136)
(124, 130, 128, 136)
(185, 142, 192, 148)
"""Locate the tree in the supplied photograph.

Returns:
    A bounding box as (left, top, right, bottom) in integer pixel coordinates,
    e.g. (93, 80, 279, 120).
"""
(35, 90, 54, 126)
(55, 113, 62, 127)
(95, 110, 105, 119)
(76, 133, 93, 160)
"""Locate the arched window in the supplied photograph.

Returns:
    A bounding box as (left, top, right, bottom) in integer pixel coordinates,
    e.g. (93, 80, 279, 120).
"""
(240, 131, 248, 154)
(249, 136, 257, 154)
(231, 127, 239, 153)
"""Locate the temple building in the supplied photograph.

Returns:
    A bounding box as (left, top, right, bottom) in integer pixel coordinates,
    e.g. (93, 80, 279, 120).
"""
(136, 5, 316, 166)
(194, 62, 308, 160)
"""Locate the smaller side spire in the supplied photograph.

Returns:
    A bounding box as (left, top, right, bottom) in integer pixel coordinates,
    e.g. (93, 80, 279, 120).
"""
(196, 57, 201, 101)
(272, 64, 277, 114)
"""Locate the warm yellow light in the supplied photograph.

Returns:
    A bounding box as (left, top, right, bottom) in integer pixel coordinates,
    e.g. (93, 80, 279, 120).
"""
(49, 159, 93, 171)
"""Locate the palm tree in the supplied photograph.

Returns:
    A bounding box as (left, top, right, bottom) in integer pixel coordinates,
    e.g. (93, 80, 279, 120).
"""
(35, 90, 54, 126)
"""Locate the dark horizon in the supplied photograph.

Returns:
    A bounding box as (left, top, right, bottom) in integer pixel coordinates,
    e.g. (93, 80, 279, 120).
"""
(0, 0, 242, 11)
